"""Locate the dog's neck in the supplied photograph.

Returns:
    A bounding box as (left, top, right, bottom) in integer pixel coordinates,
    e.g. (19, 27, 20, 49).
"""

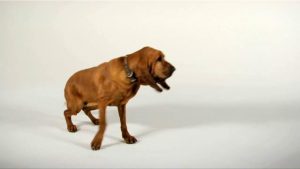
(124, 56, 137, 83)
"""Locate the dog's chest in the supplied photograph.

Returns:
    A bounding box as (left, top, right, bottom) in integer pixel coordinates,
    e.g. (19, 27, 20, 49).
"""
(110, 83, 140, 105)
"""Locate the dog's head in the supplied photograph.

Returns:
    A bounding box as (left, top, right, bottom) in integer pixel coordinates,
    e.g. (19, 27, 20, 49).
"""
(135, 46, 175, 92)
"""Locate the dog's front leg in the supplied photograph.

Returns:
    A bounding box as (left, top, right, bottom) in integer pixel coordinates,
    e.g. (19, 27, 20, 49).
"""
(118, 104, 137, 144)
(91, 104, 107, 150)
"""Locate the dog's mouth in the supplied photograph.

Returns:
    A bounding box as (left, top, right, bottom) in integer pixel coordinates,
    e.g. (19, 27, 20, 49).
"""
(147, 65, 175, 91)
(154, 76, 167, 83)
(153, 76, 171, 90)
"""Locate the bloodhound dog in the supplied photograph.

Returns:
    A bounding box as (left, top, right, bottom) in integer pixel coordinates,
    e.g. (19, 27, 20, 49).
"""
(63, 46, 175, 150)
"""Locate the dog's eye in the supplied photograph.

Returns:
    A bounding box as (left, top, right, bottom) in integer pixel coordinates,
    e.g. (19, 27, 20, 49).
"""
(157, 56, 162, 62)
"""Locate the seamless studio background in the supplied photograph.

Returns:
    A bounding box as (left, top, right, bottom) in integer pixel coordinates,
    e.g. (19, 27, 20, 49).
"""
(0, 1, 300, 168)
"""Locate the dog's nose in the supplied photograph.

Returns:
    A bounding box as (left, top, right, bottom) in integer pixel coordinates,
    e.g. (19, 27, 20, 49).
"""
(170, 65, 176, 73)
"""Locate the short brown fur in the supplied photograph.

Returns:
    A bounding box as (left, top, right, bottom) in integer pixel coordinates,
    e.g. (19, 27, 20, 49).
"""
(63, 47, 175, 150)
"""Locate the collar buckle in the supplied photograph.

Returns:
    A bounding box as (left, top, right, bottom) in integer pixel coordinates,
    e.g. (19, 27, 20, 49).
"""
(124, 56, 137, 83)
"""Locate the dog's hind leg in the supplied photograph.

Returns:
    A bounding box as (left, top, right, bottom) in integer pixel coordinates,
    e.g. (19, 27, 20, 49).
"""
(82, 103, 99, 125)
(64, 99, 82, 132)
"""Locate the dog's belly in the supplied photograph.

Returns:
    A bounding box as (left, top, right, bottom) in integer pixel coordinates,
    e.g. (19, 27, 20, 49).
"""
(82, 83, 140, 108)
(84, 102, 98, 107)
(84, 91, 137, 107)
(84, 100, 128, 108)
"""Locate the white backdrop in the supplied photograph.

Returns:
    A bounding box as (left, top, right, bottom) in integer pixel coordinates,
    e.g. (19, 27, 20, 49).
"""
(0, 1, 300, 168)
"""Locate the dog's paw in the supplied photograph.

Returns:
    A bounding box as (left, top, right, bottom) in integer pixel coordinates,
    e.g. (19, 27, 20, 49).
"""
(92, 119, 99, 125)
(124, 135, 137, 144)
(91, 139, 102, 150)
(67, 125, 77, 132)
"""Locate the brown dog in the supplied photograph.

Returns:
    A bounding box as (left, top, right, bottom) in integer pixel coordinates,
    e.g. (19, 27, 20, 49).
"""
(63, 46, 175, 150)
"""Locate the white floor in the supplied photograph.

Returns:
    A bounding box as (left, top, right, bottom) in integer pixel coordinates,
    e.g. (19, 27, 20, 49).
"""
(0, 87, 299, 168)
(1, 1, 300, 168)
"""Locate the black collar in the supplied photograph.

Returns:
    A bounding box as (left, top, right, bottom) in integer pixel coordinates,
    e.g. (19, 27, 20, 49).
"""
(124, 56, 137, 83)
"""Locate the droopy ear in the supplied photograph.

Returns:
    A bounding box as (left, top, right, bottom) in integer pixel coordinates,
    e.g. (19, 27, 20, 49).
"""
(143, 70, 163, 92)
(136, 57, 163, 92)
(158, 80, 170, 90)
